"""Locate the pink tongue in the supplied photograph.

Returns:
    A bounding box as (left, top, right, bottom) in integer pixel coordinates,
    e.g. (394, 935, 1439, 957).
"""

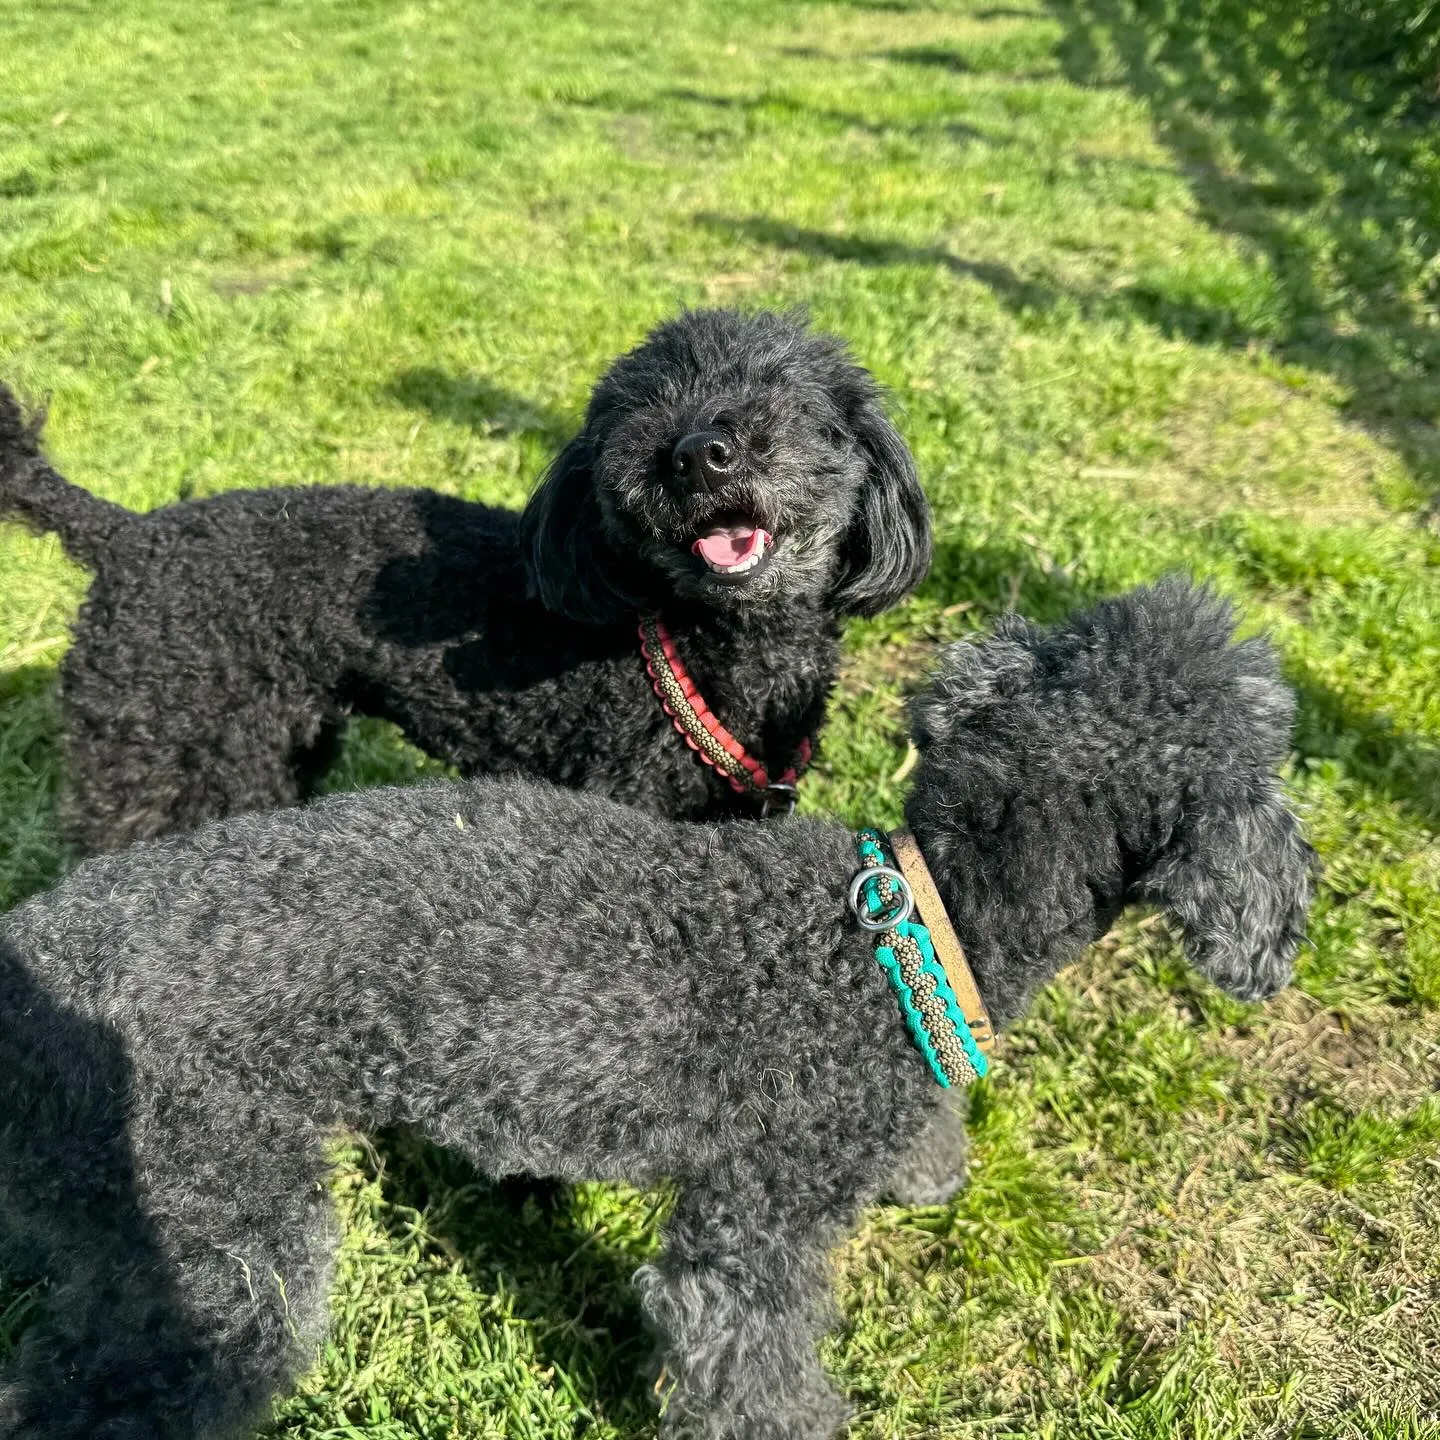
(693, 525, 767, 566)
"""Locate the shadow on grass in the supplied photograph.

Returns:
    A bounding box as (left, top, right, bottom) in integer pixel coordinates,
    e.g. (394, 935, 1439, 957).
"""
(922, 530, 1107, 626)
(878, 44, 973, 72)
(1046, 0, 1440, 500)
(596, 86, 1002, 149)
(657, 86, 1000, 146)
(730, 3, 1439, 500)
(877, 44, 1059, 82)
(387, 369, 575, 449)
(823, 0, 939, 10)
(0, 662, 68, 913)
(695, 214, 1058, 311)
(369, 1132, 656, 1431)
(1289, 670, 1440, 831)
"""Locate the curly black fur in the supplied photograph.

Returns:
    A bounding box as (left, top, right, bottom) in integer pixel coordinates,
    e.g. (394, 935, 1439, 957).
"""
(0, 581, 1313, 1440)
(0, 309, 930, 854)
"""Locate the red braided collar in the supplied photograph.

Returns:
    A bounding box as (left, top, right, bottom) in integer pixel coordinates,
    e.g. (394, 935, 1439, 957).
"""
(639, 616, 813, 807)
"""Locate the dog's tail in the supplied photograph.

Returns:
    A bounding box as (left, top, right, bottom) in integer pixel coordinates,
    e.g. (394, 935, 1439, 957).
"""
(0, 383, 132, 570)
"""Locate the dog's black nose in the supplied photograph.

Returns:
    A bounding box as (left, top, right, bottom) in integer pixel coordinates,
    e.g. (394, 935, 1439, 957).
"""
(672, 431, 735, 492)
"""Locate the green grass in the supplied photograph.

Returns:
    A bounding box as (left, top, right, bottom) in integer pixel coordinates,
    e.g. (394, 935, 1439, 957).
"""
(2, 0, 1439, 1434)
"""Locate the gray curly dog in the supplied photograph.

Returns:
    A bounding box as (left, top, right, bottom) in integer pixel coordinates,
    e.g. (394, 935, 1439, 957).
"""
(0, 580, 1314, 1439)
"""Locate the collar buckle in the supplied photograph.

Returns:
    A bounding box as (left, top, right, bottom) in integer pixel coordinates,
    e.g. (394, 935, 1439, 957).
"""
(847, 864, 914, 930)
(760, 782, 798, 818)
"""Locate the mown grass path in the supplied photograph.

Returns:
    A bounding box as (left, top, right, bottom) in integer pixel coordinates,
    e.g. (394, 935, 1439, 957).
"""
(2, 1, 1437, 1434)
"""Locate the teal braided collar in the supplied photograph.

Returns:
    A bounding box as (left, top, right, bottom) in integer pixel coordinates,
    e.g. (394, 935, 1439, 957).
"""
(850, 829, 991, 1089)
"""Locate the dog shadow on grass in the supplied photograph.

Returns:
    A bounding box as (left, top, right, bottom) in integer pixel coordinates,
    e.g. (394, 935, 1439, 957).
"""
(1288, 672, 1440, 832)
(387, 369, 575, 452)
(0, 662, 70, 913)
(923, 531, 1106, 627)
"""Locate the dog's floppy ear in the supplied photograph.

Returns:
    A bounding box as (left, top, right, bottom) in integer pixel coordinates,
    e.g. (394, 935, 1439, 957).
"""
(831, 400, 932, 618)
(519, 435, 637, 623)
(1139, 775, 1317, 1003)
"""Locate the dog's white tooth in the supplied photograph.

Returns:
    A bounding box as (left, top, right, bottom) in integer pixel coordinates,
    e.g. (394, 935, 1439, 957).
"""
(707, 547, 765, 576)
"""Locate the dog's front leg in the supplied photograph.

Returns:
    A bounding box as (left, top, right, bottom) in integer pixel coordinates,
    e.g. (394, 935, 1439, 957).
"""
(882, 1091, 969, 1207)
(635, 1182, 852, 1440)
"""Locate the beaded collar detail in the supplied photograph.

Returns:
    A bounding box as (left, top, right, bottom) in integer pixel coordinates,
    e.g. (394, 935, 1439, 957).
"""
(640, 616, 813, 815)
(851, 828, 994, 1088)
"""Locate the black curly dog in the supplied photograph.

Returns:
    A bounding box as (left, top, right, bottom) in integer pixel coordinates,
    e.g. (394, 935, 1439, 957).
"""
(0, 308, 929, 854)
(0, 582, 1313, 1440)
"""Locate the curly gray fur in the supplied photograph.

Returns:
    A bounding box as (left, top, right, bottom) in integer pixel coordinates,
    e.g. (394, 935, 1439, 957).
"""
(0, 580, 1314, 1439)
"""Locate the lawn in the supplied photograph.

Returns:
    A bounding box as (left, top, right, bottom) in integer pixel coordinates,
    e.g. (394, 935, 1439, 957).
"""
(2, 0, 1439, 1434)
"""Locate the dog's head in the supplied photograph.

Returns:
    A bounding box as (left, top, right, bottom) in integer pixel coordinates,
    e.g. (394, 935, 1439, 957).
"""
(905, 580, 1316, 1025)
(519, 308, 930, 623)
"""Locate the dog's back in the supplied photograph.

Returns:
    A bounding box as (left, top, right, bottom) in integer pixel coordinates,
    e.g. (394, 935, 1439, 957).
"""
(0, 775, 893, 1173)
(21, 467, 536, 852)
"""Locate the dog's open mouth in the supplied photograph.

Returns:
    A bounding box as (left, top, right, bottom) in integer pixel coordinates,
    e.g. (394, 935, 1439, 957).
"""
(691, 521, 774, 581)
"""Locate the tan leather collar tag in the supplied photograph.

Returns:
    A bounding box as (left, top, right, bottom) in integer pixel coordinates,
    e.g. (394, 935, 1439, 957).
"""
(888, 828, 995, 1054)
